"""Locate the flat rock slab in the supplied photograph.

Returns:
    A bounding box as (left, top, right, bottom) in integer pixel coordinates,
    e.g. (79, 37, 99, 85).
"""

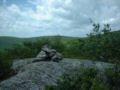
(0, 58, 113, 90)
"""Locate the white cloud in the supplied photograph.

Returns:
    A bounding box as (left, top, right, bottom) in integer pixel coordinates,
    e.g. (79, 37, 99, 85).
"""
(7, 4, 21, 14)
(0, 0, 120, 37)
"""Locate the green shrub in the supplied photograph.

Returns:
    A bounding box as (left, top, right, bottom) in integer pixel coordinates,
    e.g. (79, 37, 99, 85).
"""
(105, 65, 120, 90)
(0, 50, 14, 81)
(45, 66, 120, 90)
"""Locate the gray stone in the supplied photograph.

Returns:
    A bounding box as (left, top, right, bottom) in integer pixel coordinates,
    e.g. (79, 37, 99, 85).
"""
(36, 45, 63, 62)
(0, 58, 114, 90)
(36, 51, 47, 59)
(52, 52, 63, 62)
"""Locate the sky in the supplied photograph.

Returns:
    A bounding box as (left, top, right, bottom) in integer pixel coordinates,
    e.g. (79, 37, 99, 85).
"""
(0, 0, 120, 37)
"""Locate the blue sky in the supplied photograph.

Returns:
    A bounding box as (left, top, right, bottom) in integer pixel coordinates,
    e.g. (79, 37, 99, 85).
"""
(0, 0, 120, 37)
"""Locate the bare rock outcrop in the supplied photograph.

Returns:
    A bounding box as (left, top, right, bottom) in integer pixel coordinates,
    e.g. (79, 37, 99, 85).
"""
(0, 58, 113, 90)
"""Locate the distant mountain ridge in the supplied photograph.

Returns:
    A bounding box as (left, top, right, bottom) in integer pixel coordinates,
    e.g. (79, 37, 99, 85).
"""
(0, 35, 79, 50)
(0, 30, 120, 50)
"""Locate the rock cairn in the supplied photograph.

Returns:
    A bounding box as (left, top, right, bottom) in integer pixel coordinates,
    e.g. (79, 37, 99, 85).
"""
(36, 45, 63, 62)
